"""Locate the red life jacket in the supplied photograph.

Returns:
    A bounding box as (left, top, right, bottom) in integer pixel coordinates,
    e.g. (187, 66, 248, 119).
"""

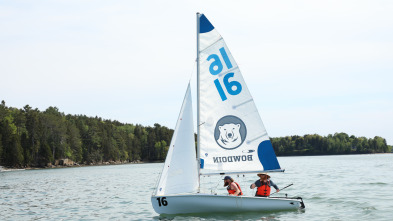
(256, 180, 271, 197)
(227, 182, 243, 196)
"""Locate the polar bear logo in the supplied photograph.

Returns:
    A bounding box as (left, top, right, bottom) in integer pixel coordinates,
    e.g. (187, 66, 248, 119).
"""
(214, 115, 247, 150)
(217, 123, 242, 149)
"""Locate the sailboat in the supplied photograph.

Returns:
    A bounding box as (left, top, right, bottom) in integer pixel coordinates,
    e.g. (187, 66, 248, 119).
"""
(151, 13, 305, 215)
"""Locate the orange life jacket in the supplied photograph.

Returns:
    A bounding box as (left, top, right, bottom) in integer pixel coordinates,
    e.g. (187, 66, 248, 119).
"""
(256, 180, 271, 197)
(227, 182, 243, 196)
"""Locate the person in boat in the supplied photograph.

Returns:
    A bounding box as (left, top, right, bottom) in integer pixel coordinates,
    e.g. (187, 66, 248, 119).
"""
(223, 176, 243, 196)
(250, 173, 280, 197)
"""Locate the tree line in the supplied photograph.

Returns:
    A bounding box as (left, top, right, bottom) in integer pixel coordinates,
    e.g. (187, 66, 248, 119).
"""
(0, 101, 391, 168)
(0, 101, 172, 168)
(271, 133, 391, 155)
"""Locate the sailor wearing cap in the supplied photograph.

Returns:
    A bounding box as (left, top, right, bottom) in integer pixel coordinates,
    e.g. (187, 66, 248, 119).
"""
(250, 173, 280, 197)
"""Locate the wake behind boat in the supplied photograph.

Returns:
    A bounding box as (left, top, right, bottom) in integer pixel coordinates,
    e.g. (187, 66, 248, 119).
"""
(151, 13, 305, 215)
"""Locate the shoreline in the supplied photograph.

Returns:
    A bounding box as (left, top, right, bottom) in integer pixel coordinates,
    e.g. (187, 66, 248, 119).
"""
(1, 152, 391, 171)
(276, 152, 393, 157)
(0, 160, 165, 172)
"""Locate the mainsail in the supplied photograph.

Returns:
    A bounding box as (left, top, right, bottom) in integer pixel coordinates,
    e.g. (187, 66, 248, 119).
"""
(156, 84, 198, 195)
(197, 14, 281, 174)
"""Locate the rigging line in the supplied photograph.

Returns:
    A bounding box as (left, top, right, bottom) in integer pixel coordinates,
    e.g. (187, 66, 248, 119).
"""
(212, 175, 223, 195)
(240, 173, 247, 196)
(209, 175, 214, 194)
(152, 170, 162, 196)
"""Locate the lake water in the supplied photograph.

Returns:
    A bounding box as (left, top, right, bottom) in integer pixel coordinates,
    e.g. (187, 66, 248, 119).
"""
(1, 154, 392, 220)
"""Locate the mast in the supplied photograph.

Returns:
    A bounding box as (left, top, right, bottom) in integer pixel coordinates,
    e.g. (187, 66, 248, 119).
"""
(196, 12, 201, 191)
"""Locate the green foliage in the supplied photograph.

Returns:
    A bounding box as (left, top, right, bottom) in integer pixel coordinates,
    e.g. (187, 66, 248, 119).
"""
(0, 134, 2, 160)
(0, 101, 390, 168)
(0, 102, 173, 167)
(271, 133, 391, 156)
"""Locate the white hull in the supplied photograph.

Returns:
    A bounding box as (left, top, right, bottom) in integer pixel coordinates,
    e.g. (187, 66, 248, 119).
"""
(151, 194, 304, 214)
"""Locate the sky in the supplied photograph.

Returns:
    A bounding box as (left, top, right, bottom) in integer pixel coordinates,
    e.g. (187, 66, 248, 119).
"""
(1, 0, 392, 144)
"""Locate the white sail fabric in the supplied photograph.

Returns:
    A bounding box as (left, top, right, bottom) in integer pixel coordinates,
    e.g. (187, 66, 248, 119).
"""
(198, 14, 281, 173)
(155, 84, 198, 196)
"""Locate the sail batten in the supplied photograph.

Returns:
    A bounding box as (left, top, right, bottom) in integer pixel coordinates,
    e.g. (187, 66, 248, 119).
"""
(216, 66, 240, 78)
(197, 14, 281, 173)
(200, 37, 223, 53)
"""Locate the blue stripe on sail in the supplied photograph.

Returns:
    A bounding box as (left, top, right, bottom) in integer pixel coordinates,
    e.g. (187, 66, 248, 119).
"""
(200, 158, 204, 169)
(200, 14, 214, 33)
(257, 140, 281, 170)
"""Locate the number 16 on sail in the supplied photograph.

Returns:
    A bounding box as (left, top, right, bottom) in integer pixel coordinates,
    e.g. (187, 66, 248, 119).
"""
(208, 47, 242, 101)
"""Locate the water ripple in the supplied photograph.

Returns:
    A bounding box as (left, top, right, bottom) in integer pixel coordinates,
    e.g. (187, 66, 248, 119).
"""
(1, 155, 393, 220)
